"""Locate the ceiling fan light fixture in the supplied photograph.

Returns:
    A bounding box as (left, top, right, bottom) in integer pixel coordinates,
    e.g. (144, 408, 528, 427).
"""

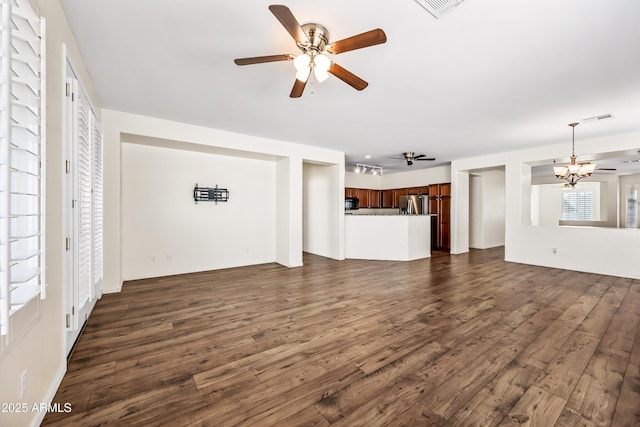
(293, 53, 310, 71)
(314, 53, 331, 72)
(312, 53, 331, 82)
(314, 67, 330, 83)
(295, 66, 311, 82)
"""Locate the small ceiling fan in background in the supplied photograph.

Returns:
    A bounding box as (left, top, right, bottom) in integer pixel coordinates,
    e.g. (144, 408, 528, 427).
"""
(234, 4, 387, 98)
(394, 152, 436, 166)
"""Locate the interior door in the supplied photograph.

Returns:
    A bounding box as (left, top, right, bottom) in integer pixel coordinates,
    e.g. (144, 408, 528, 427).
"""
(64, 62, 97, 355)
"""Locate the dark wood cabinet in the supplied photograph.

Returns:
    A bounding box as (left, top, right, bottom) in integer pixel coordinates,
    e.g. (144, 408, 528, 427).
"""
(382, 190, 394, 208)
(357, 188, 370, 208)
(345, 187, 358, 198)
(428, 183, 451, 251)
(369, 190, 381, 208)
(393, 188, 408, 208)
(407, 187, 422, 195)
(439, 193, 451, 250)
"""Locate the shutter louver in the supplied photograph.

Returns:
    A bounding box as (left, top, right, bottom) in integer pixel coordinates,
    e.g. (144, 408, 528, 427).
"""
(0, 0, 45, 339)
(92, 110, 103, 295)
(77, 91, 92, 308)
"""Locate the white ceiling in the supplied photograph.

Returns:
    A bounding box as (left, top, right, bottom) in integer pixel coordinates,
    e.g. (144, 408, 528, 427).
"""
(60, 0, 640, 174)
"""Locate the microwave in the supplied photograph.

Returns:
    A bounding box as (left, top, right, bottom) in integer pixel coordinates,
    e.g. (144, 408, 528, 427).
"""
(345, 197, 359, 210)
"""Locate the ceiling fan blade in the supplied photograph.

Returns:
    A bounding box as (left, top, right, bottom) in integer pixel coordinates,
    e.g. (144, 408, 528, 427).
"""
(326, 29, 387, 54)
(416, 157, 436, 161)
(269, 5, 309, 44)
(234, 54, 294, 66)
(596, 168, 617, 171)
(328, 63, 368, 91)
(290, 78, 307, 98)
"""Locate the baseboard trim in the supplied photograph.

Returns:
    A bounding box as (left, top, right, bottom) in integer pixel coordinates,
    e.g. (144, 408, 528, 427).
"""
(30, 362, 67, 427)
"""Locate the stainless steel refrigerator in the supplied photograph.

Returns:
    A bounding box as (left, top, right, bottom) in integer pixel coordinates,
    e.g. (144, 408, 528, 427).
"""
(399, 194, 429, 215)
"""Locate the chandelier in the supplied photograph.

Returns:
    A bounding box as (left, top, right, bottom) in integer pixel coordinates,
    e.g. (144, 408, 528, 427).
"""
(553, 123, 596, 187)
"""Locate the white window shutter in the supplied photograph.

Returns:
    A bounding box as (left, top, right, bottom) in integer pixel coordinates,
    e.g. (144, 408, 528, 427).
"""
(76, 90, 92, 308)
(92, 111, 103, 296)
(0, 0, 46, 341)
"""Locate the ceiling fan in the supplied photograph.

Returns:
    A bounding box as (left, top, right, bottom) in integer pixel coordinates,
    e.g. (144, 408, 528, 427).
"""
(234, 5, 387, 98)
(397, 152, 436, 166)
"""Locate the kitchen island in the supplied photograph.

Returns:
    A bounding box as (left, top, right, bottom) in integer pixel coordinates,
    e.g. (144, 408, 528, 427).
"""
(345, 214, 432, 261)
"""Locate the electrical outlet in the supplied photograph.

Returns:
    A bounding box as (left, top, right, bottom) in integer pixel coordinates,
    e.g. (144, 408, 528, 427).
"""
(19, 370, 27, 399)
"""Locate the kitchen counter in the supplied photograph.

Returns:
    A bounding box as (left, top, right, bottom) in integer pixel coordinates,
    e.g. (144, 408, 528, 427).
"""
(345, 214, 432, 261)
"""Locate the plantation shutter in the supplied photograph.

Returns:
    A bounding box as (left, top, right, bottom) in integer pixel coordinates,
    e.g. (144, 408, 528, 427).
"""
(92, 109, 103, 295)
(576, 192, 593, 221)
(562, 191, 593, 221)
(561, 192, 576, 220)
(0, 0, 46, 338)
(76, 89, 92, 307)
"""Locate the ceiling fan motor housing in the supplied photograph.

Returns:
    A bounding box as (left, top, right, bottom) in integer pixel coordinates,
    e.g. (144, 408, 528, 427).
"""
(298, 23, 329, 53)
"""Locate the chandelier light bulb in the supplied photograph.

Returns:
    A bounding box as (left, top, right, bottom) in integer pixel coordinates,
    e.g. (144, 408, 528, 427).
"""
(584, 163, 596, 175)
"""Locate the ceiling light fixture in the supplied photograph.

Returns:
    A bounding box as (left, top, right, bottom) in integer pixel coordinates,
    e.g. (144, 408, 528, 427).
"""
(553, 123, 596, 187)
(294, 51, 331, 83)
(354, 163, 383, 176)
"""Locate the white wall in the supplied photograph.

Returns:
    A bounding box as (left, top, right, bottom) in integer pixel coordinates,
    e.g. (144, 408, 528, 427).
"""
(303, 163, 342, 259)
(482, 170, 506, 248)
(380, 165, 451, 189)
(344, 165, 451, 189)
(469, 175, 484, 248)
(121, 143, 277, 280)
(344, 171, 381, 188)
(104, 110, 345, 291)
(451, 130, 640, 279)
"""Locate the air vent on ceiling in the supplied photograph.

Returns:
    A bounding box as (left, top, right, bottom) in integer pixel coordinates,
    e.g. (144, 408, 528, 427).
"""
(414, 0, 466, 19)
(581, 113, 613, 123)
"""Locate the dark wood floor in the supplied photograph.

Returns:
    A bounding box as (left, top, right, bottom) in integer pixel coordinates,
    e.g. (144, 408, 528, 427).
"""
(43, 247, 640, 426)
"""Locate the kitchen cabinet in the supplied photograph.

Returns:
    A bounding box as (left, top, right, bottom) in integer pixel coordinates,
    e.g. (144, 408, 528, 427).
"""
(369, 190, 381, 208)
(393, 188, 408, 208)
(357, 188, 370, 208)
(345, 187, 358, 198)
(382, 190, 394, 208)
(428, 183, 451, 251)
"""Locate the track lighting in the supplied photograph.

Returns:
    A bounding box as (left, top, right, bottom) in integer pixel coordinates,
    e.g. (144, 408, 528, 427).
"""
(354, 163, 383, 176)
